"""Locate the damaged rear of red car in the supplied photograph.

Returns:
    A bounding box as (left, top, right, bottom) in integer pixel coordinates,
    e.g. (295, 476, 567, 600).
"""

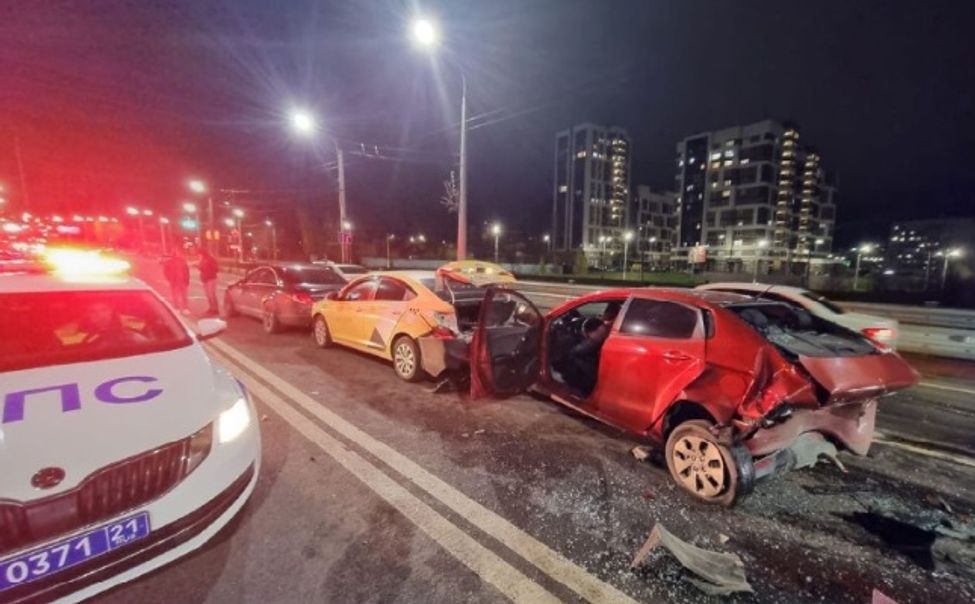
(470, 287, 919, 506)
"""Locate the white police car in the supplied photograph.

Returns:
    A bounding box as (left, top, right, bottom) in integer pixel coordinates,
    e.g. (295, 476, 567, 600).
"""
(0, 250, 260, 602)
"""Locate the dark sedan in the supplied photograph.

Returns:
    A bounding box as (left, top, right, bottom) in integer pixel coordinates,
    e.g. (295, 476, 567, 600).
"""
(224, 264, 347, 333)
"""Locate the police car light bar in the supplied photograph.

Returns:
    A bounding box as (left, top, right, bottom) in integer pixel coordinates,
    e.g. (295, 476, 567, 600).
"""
(43, 248, 131, 278)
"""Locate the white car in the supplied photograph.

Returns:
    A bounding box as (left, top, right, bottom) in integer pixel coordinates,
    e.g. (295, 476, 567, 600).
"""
(312, 261, 371, 281)
(0, 258, 260, 603)
(696, 282, 899, 348)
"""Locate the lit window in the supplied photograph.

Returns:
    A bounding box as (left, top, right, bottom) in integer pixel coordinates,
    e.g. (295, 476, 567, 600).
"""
(725, 140, 735, 146)
(724, 179, 731, 186)
(711, 161, 721, 170)
(558, 185, 568, 193)
(740, 158, 750, 165)
(723, 160, 732, 167)
(722, 190, 731, 198)
(724, 150, 734, 158)
(710, 152, 722, 160)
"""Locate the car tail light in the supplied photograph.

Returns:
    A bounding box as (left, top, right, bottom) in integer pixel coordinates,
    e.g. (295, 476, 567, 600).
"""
(292, 291, 313, 304)
(862, 327, 895, 344)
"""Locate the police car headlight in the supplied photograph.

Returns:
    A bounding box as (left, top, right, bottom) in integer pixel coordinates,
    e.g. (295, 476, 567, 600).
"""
(218, 397, 252, 444)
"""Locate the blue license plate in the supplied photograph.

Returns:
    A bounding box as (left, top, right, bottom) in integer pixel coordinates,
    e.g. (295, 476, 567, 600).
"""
(0, 511, 150, 592)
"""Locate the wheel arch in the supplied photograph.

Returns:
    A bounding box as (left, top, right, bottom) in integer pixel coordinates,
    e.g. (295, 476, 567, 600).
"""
(660, 400, 718, 439)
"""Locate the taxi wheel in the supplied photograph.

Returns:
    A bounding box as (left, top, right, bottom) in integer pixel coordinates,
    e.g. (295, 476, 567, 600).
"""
(262, 308, 282, 334)
(313, 315, 332, 348)
(665, 420, 740, 507)
(392, 336, 422, 382)
(224, 293, 239, 318)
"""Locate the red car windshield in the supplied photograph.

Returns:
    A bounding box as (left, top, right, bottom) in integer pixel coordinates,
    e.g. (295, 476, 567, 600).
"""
(0, 290, 192, 372)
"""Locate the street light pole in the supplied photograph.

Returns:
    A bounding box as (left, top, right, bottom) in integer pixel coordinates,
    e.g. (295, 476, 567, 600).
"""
(622, 231, 634, 279)
(941, 248, 963, 292)
(233, 209, 245, 263)
(753, 239, 769, 282)
(336, 143, 350, 263)
(386, 234, 394, 269)
(852, 243, 873, 291)
(159, 217, 170, 255)
(458, 75, 468, 261)
(491, 222, 501, 263)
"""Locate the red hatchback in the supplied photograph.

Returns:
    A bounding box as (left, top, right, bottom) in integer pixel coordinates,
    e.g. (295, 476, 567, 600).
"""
(470, 287, 918, 505)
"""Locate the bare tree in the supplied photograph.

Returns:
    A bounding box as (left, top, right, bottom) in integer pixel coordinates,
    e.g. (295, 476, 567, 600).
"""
(440, 171, 459, 213)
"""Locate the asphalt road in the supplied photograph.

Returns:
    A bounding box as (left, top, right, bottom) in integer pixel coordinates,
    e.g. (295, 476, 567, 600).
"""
(94, 260, 975, 604)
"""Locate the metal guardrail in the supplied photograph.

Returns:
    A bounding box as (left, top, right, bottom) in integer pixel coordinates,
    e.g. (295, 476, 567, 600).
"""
(213, 262, 975, 361)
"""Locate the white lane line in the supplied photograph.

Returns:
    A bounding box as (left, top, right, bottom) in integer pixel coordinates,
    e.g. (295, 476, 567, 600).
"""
(207, 337, 640, 604)
(873, 437, 975, 469)
(206, 346, 562, 604)
(917, 380, 975, 397)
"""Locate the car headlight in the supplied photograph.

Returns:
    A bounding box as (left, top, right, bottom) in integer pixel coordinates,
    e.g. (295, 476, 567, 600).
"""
(218, 397, 252, 444)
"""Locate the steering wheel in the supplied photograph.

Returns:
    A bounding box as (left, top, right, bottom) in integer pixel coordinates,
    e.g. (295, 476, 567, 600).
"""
(581, 317, 603, 337)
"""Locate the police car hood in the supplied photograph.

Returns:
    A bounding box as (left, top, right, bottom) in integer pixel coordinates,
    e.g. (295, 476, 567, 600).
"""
(0, 344, 239, 501)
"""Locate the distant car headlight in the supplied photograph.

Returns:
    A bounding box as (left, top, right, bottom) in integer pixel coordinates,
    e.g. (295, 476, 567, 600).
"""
(218, 397, 252, 443)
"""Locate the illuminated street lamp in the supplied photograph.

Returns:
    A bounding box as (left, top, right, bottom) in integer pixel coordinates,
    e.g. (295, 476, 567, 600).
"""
(853, 243, 874, 291)
(491, 222, 502, 263)
(753, 238, 769, 282)
(939, 247, 964, 292)
(223, 218, 234, 228)
(410, 16, 469, 261)
(182, 202, 197, 214)
(542, 233, 552, 253)
(289, 108, 351, 263)
(622, 230, 634, 279)
(231, 209, 245, 262)
(265, 219, 277, 260)
(158, 217, 170, 254)
(188, 180, 214, 254)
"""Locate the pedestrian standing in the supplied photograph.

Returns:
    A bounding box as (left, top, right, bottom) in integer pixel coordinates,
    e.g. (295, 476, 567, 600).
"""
(199, 249, 220, 316)
(163, 249, 190, 314)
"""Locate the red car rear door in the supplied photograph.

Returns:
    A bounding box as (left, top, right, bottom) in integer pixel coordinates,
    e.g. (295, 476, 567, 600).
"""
(591, 296, 706, 433)
(469, 288, 544, 398)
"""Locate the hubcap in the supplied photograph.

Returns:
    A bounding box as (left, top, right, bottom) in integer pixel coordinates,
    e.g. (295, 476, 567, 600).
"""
(672, 435, 726, 498)
(394, 343, 415, 377)
(315, 319, 328, 344)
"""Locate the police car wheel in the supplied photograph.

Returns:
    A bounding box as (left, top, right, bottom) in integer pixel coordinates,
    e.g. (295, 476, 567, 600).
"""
(392, 336, 422, 382)
(262, 309, 282, 334)
(313, 315, 332, 348)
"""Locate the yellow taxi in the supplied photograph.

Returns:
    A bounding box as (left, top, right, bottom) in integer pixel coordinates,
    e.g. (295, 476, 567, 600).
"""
(310, 263, 515, 381)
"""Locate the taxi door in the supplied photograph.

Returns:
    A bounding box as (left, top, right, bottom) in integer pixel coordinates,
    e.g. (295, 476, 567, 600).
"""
(326, 277, 378, 347)
(364, 277, 415, 355)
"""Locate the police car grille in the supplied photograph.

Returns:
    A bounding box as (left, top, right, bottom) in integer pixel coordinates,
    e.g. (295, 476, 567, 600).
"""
(0, 434, 204, 557)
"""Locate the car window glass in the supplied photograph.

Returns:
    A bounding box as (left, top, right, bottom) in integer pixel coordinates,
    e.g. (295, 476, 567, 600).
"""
(619, 298, 700, 339)
(375, 278, 415, 301)
(0, 291, 192, 372)
(282, 267, 345, 285)
(343, 279, 377, 301)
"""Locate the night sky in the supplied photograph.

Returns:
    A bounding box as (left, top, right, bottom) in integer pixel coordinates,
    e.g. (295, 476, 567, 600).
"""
(2, 0, 973, 246)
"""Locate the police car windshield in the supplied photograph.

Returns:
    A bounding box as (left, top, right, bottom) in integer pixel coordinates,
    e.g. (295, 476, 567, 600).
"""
(0, 290, 192, 372)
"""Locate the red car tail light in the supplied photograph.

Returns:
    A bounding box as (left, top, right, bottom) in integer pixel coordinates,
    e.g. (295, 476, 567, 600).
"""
(291, 291, 313, 304)
(861, 327, 895, 345)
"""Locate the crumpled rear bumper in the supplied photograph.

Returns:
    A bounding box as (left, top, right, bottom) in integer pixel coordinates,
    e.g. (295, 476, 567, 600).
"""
(745, 399, 878, 457)
(418, 335, 470, 378)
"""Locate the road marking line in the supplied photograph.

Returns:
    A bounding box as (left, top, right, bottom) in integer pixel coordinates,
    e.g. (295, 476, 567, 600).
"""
(873, 437, 975, 469)
(917, 380, 975, 396)
(206, 346, 562, 604)
(207, 337, 640, 604)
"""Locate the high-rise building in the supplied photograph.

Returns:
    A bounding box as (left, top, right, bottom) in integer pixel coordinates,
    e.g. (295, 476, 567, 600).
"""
(632, 185, 678, 268)
(552, 124, 631, 263)
(673, 119, 837, 272)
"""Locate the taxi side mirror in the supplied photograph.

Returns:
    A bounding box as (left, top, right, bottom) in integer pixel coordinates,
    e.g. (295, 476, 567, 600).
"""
(197, 318, 227, 340)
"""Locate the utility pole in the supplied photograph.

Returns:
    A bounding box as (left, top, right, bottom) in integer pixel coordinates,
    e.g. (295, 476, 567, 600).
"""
(457, 76, 468, 261)
(386, 234, 394, 269)
(207, 196, 215, 255)
(336, 144, 349, 263)
(14, 136, 30, 210)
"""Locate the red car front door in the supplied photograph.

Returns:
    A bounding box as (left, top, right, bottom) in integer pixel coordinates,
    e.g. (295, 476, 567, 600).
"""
(469, 288, 544, 398)
(590, 296, 706, 434)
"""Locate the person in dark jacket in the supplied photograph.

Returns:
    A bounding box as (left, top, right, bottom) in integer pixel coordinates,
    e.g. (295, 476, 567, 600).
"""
(162, 250, 190, 314)
(198, 249, 219, 316)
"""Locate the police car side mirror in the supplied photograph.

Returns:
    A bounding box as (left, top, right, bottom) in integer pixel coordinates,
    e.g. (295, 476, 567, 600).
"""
(197, 318, 227, 340)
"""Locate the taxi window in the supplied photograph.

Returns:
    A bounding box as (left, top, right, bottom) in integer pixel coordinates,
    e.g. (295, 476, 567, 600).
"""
(375, 278, 416, 301)
(0, 290, 193, 372)
(342, 278, 377, 301)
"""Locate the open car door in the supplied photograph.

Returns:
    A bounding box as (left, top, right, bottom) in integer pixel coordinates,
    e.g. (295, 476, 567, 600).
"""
(470, 288, 543, 399)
